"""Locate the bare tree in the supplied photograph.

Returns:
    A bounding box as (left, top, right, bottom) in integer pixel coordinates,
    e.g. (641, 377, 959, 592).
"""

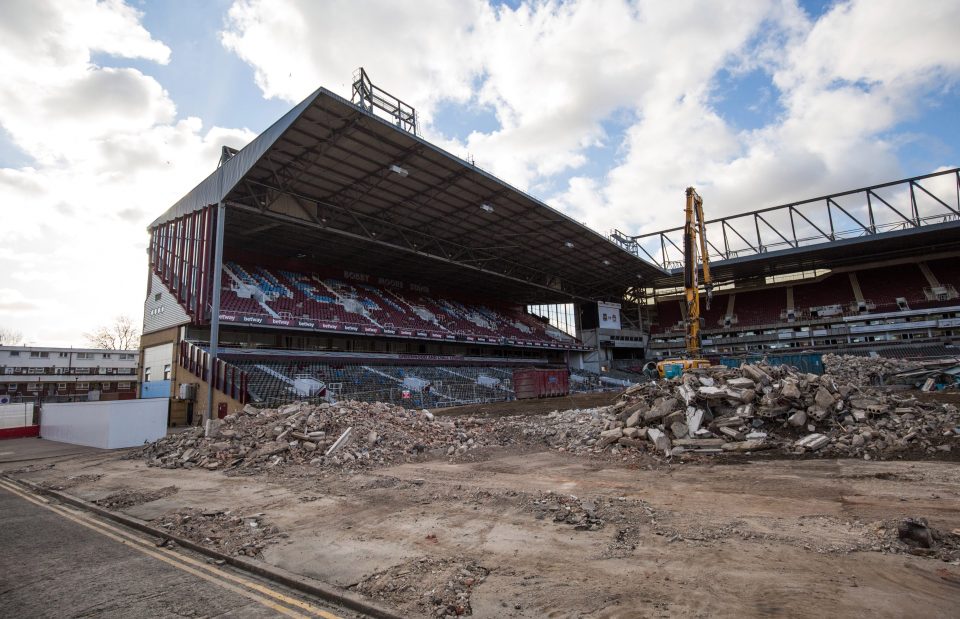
(0, 327, 23, 346)
(84, 315, 140, 350)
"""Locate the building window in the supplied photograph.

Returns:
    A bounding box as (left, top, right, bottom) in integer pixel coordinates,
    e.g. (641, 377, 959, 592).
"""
(102, 383, 110, 391)
(77, 353, 93, 360)
(27, 383, 39, 391)
(29, 351, 49, 358)
(102, 353, 112, 359)
(163, 364, 171, 380)
(118, 382, 131, 390)
(154, 293, 161, 301)
(9, 351, 19, 357)
(58, 352, 68, 358)
(144, 369, 151, 382)
(57, 383, 67, 389)
(8, 384, 17, 390)
(76, 382, 89, 390)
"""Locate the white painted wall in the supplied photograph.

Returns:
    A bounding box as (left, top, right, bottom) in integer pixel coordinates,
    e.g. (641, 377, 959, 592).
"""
(41, 399, 168, 449)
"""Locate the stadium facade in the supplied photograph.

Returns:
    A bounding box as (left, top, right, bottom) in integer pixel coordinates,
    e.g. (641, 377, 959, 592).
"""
(139, 73, 960, 421)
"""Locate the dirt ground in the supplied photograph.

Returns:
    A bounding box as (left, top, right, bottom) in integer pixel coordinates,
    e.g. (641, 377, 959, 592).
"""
(438, 391, 617, 418)
(6, 440, 959, 619)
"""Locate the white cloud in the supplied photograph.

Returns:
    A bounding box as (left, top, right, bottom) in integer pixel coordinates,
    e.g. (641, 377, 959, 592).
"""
(221, 0, 960, 238)
(0, 0, 255, 346)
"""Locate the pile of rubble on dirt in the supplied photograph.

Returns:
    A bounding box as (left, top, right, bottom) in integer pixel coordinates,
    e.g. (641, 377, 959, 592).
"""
(136, 400, 496, 471)
(529, 492, 606, 531)
(354, 557, 489, 618)
(154, 508, 282, 557)
(520, 361, 960, 460)
(891, 517, 960, 562)
(94, 486, 177, 510)
(823, 354, 926, 385)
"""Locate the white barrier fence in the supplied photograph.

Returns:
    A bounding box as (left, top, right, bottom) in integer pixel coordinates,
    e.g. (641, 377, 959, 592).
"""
(0, 402, 34, 429)
(41, 399, 168, 449)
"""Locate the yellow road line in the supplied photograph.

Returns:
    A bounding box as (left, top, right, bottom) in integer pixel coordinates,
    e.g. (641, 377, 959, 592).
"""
(0, 479, 342, 619)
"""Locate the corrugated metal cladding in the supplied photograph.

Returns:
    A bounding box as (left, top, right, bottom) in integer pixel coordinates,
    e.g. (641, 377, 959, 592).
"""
(143, 273, 191, 335)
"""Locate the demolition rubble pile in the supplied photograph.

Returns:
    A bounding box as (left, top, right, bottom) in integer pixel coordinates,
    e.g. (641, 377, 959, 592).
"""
(137, 400, 494, 471)
(520, 362, 960, 459)
(823, 354, 926, 385)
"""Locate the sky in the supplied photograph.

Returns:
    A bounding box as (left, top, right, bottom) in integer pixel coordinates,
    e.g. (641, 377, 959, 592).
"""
(1, 0, 958, 346)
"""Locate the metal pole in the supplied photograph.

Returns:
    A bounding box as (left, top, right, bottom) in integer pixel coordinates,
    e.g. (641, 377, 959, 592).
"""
(205, 200, 226, 426)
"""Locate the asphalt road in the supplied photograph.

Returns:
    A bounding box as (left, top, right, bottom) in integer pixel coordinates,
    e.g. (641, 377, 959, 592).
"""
(0, 479, 348, 618)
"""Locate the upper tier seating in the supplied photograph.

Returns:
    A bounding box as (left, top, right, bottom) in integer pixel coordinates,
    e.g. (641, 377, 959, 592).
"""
(856, 263, 928, 311)
(793, 274, 853, 314)
(653, 300, 684, 334)
(730, 287, 785, 327)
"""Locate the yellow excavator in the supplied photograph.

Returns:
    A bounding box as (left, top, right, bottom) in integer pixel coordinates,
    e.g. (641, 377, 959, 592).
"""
(656, 187, 713, 378)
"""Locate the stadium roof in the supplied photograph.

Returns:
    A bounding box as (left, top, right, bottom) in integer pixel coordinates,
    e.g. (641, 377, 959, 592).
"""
(615, 167, 960, 288)
(151, 86, 665, 303)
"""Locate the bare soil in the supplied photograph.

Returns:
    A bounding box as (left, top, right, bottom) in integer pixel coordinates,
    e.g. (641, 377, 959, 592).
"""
(7, 445, 960, 618)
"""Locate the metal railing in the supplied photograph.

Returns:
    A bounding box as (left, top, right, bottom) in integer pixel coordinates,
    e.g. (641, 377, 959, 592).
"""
(612, 168, 960, 269)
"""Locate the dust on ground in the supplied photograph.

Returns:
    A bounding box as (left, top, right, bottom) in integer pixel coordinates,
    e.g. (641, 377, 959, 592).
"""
(13, 446, 960, 618)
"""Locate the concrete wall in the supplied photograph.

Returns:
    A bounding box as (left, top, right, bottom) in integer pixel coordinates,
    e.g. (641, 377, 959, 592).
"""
(175, 362, 244, 421)
(41, 399, 168, 449)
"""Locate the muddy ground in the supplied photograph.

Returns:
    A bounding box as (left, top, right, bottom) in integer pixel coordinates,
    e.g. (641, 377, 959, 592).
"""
(6, 440, 959, 618)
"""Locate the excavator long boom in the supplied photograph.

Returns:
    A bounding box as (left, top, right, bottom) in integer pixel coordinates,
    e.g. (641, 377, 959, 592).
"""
(656, 187, 713, 378)
(683, 187, 713, 357)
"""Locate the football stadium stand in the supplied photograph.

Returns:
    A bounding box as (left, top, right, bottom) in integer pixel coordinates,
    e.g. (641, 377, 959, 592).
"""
(140, 70, 960, 421)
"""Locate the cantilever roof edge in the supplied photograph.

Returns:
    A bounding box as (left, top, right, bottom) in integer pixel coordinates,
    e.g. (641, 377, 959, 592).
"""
(146, 84, 666, 278)
(148, 87, 325, 229)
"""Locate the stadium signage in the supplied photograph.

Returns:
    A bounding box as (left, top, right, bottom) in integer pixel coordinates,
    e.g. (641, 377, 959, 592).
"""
(430, 333, 443, 339)
(343, 270, 370, 283)
(400, 330, 413, 336)
(409, 283, 430, 293)
(271, 319, 291, 326)
(363, 327, 379, 333)
(382, 329, 397, 335)
(321, 322, 340, 330)
(377, 277, 404, 289)
(218, 314, 237, 321)
(445, 334, 455, 340)
(416, 331, 428, 337)
(297, 320, 316, 328)
(343, 325, 360, 332)
(242, 316, 264, 324)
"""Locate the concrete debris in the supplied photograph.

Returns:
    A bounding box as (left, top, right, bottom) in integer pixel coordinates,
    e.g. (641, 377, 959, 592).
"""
(154, 508, 281, 558)
(530, 492, 606, 531)
(355, 557, 489, 618)
(94, 486, 177, 510)
(898, 518, 934, 549)
(136, 400, 499, 472)
(136, 358, 960, 470)
(823, 354, 926, 385)
(514, 359, 960, 461)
